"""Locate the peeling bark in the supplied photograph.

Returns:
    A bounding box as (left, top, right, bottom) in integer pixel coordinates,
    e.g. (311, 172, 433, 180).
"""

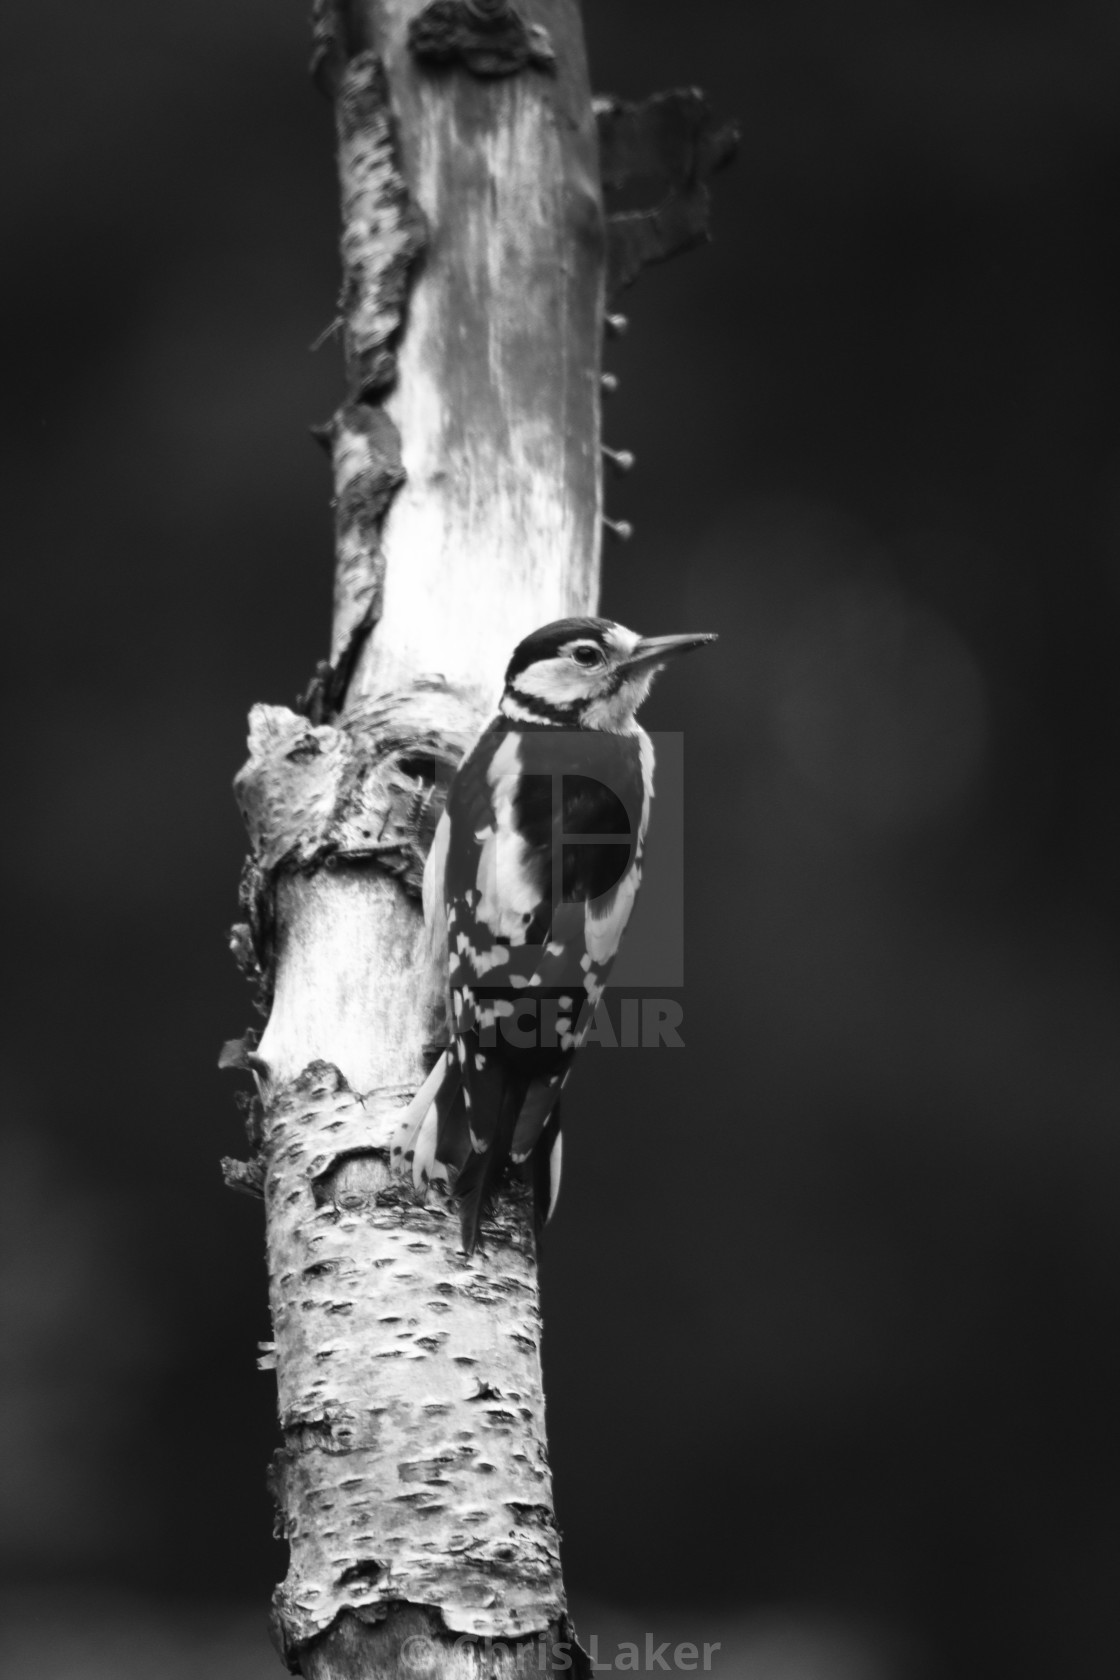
(327, 405, 404, 681)
(264, 1064, 560, 1660)
(304, 45, 427, 723)
(337, 53, 428, 399)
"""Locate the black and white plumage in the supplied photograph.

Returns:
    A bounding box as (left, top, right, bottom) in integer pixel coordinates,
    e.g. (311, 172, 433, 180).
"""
(396, 616, 715, 1253)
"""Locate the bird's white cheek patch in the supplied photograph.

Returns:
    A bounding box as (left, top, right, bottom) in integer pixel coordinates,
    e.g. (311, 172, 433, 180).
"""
(512, 659, 590, 707)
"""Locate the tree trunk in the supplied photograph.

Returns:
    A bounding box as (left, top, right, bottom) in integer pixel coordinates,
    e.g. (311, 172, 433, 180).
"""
(231, 2, 604, 1675)
(225, 5, 734, 1675)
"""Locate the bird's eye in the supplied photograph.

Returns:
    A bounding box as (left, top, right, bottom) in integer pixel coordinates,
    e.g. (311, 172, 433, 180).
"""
(571, 645, 604, 668)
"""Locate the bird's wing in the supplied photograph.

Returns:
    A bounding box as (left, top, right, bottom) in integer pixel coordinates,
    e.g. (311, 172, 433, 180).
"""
(564, 727, 651, 1009)
(444, 723, 650, 1015)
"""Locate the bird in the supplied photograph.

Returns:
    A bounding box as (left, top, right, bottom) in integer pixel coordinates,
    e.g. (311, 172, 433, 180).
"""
(394, 616, 716, 1253)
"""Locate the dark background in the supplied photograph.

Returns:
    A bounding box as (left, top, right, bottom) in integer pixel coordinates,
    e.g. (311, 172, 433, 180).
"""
(3, 3, 1119, 1677)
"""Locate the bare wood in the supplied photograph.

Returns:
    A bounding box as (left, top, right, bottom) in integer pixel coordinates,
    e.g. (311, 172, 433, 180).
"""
(347, 0, 604, 704)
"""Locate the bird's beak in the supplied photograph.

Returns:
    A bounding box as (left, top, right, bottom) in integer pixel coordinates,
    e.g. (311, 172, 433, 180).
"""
(619, 632, 718, 675)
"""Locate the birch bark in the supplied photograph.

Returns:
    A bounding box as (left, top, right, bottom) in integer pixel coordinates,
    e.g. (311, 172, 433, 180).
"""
(230, 3, 604, 1675)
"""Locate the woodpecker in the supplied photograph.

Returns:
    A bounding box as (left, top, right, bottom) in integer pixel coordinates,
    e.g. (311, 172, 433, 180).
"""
(396, 616, 716, 1253)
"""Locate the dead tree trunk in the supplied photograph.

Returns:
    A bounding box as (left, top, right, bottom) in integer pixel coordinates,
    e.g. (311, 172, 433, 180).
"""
(224, 4, 734, 1677)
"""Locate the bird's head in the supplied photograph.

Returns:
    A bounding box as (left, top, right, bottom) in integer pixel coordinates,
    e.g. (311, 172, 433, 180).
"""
(499, 616, 716, 732)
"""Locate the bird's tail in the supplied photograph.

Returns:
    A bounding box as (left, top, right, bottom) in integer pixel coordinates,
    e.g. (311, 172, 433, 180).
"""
(529, 1103, 564, 1248)
(393, 1054, 563, 1256)
(391, 1050, 464, 1187)
(452, 1072, 529, 1255)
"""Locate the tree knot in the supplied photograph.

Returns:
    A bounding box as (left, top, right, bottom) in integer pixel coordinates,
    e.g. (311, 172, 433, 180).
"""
(409, 0, 556, 78)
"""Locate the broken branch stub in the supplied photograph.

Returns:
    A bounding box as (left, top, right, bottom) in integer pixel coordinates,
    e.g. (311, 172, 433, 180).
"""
(408, 0, 556, 78)
(235, 686, 476, 897)
(231, 682, 477, 1037)
(595, 88, 739, 299)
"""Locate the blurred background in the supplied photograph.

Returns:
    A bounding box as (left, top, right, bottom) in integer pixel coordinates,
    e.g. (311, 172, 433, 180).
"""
(3, 2, 1119, 1676)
